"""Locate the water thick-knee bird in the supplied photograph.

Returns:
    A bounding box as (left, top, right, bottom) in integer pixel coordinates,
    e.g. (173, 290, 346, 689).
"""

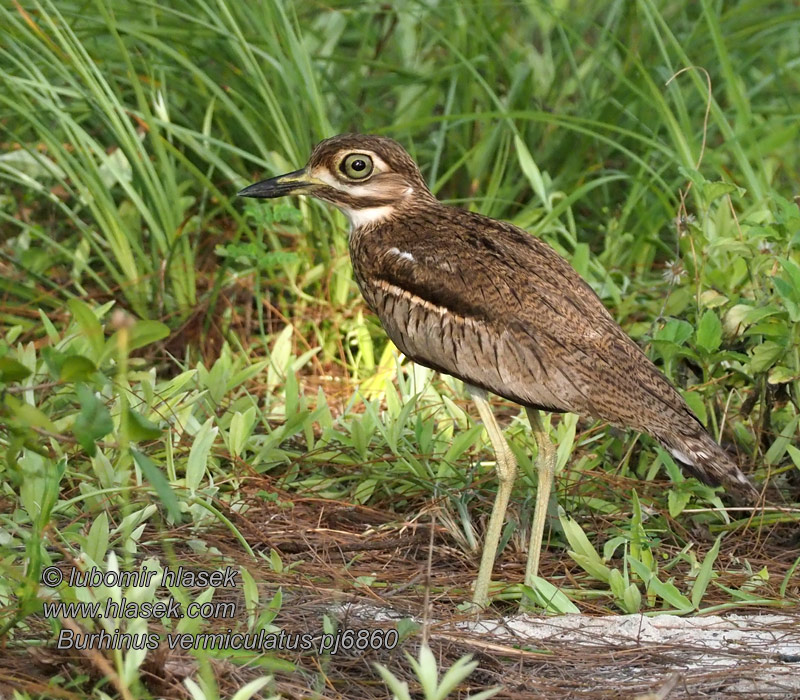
(239, 133, 758, 609)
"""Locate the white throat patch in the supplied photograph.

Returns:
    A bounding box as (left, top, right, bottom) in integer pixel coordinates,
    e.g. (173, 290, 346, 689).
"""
(341, 205, 395, 228)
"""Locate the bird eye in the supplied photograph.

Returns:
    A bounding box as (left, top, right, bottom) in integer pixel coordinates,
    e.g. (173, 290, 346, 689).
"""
(340, 153, 374, 180)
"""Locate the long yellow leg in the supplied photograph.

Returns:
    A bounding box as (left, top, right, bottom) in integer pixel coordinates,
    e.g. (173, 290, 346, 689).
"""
(467, 385, 517, 609)
(523, 408, 556, 590)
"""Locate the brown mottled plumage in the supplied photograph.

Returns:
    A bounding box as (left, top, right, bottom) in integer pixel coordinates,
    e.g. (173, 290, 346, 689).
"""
(240, 133, 758, 607)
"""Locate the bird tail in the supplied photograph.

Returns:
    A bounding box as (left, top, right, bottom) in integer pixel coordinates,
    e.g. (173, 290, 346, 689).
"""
(657, 429, 759, 503)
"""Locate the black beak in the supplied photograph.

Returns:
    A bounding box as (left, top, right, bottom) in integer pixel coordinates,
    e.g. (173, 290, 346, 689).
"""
(238, 168, 312, 198)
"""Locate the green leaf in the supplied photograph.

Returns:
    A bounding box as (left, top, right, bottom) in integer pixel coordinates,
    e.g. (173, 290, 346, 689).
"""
(67, 299, 104, 359)
(679, 389, 707, 425)
(72, 383, 113, 456)
(648, 576, 693, 611)
(228, 407, 256, 458)
(774, 260, 800, 321)
(86, 512, 110, 564)
(41, 346, 67, 377)
(779, 258, 800, 292)
(668, 489, 691, 518)
(373, 663, 411, 700)
(695, 310, 722, 353)
(4, 394, 57, 432)
(767, 366, 796, 384)
(128, 320, 170, 351)
(786, 444, 800, 471)
(703, 180, 745, 202)
(229, 678, 273, 700)
(521, 576, 581, 614)
(654, 318, 694, 345)
(514, 134, 548, 207)
(622, 583, 642, 613)
(773, 278, 800, 322)
(186, 417, 217, 490)
(59, 355, 98, 382)
(353, 477, 377, 504)
(269, 549, 283, 574)
(692, 535, 722, 609)
(560, 512, 611, 582)
(125, 408, 162, 442)
(749, 341, 784, 373)
(131, 448, 182, 523)
(0, 357, 31, 383)
(765, 416, 800, 466)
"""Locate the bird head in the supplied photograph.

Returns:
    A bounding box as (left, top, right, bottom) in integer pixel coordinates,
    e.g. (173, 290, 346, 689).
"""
(238, 134, 434, 228)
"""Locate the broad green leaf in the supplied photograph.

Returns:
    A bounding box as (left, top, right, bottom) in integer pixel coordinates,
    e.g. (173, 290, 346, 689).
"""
(609, 568, 626, 599)
(627, 555, 653, 585)
(648, 576, 692, 611)
(127, 320, 170, 351)
(654, 318, 694, 345)
(125, 409, 162, 442)
(779, 258, 800, 293)
(765, 416, 800, 465)
(692, 535, 722, 609)
(228, 407, 256, 458)
(230, 678, 274, 700)
(569, 552, 612, 583)
(704, 180, 745, 201)
(373, 663, 411, 700)
(266, 325, 294, 392)
(679, 389, 707, 425)
(514, 134, 549, 208)
(86, 511, 110, 564)
(67, 299, 104, 359)
(695, 310, 722, 353)
(131, 448, 182, 523)
(749, 341, 784, 374)
(668, 489, 692, 518)
(768, 366, 796, 384)
(786, 444, 800, 471)
(773, 278, 800, 322)
(41, 347, 70, 379)
(5, 394, 57, 432)
(410, 644, 440, 699)
(353, 477, 377, 504)
(269, 549, 283, 574)
(73, 383, 113, 456)
(0, 148, 65, 179)
(560, 512, 611, 582)
(522, 576, 580, 614)
(60, 355, 98, 381)
(699, 290, 728, 308)
(38, 309, 60, 342)
(0, 357, 31, 383)
(186, 417, 217, 490)
(623, 583, 642, 613)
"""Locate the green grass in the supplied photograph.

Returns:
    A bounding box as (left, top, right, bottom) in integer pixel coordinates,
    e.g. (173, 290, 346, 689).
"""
(1, 1, 799, 698)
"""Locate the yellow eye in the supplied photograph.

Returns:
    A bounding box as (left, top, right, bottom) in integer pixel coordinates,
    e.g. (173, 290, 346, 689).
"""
(340, 153, 374, 180)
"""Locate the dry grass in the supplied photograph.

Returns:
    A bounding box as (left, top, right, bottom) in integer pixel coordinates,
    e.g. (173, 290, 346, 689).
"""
(5, 473, 798, 699)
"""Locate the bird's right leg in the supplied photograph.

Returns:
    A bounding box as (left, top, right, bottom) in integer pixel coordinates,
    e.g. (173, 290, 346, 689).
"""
(523, 408, 556, 594)
(467, 385, 518, 610)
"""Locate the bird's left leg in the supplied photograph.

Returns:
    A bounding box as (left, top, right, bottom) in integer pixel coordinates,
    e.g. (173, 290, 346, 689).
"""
(523, 408, 557, 590)
(467, 385, 517, 609)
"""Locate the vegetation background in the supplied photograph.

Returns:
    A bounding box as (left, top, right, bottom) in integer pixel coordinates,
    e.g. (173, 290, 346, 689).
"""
(1, 0, 799, 698)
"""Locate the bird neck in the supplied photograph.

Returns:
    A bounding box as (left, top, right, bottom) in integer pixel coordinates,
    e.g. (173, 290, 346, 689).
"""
(342, 185, 439, 232)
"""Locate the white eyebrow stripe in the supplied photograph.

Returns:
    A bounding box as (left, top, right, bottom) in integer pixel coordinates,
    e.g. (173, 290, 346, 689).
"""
(388, 247, 415, 262)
